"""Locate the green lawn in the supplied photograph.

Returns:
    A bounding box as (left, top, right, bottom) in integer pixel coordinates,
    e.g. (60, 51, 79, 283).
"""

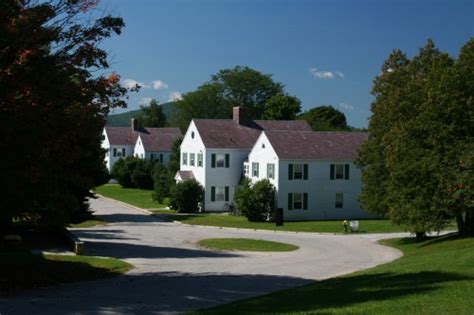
(0, 251, 132, 295)
(201, 234, 474, 314)
(198, 238, 299, 252)
(95, 184, 169, 209)
(165, 213, 409, 234)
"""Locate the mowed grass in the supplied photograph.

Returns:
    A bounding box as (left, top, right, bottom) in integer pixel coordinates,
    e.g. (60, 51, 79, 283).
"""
(94, 184, 169, 209)
(165, 213, 408, 234)
(0, 251, 132, 295)
(198, 238, 299, 252)
(201, 234, 474, 314)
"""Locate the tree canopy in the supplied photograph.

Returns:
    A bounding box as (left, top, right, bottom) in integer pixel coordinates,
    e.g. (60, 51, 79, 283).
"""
(171, 66, 300, 130)
(298, 106, 349, 131)
(0, 0, 130, 229)
(357, 39, 474, 236)
(139, 99, 167, 127)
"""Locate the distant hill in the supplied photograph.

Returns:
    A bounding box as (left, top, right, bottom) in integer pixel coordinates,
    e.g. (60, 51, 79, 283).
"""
(106, 101, 176, 127)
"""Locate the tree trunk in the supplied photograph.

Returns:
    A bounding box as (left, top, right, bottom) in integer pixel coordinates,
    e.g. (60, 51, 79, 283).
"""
(456, 213, 465, 235)
(415, 232, 426, 240)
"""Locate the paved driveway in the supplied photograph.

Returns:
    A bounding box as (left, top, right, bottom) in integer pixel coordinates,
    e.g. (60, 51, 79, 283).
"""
(1, 197, 403, 314)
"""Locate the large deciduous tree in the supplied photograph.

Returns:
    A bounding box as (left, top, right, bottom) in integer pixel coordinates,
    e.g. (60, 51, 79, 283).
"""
(171, 66, 289, 130)
(298, 106, 349, 131)
(261, 94, 302, 120)
(0, 0, 131, 230)
(357, 39, 474, 237)
(139, 99, 167, 127)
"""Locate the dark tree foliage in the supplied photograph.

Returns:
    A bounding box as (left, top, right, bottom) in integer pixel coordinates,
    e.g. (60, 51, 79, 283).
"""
(235, 179, 276, 222)
(170, 179, 203, 213)
(166, 136, 183, 190)
(0, 0, 132, 230)
(111, 157, 154, 189)
(357, 39, 474, 236)
(152, 162, 168, 203)
(298, 106, 349, 131)
(139, 99, 167, 127)
(261, 94, 302, 120)
(171, 66, 286, 131)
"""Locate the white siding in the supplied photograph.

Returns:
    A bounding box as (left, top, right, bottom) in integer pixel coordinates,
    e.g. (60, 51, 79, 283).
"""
(102, 129, 134, 172)
(134, 135, 146, 158)
(278, 160, 374, 220)
(205, 149, 249, 211)
(180, 121, 206, 187)
(247, 133, 279, 187)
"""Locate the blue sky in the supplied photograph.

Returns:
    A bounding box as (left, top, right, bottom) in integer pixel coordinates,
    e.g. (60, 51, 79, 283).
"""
(101, 0, 473, 128)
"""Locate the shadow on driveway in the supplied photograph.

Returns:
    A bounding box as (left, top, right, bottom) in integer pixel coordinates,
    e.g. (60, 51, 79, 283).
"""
(0, 272, 313, 314)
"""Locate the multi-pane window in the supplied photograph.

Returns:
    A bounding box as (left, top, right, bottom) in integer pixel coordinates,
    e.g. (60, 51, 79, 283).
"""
(150, 153, 155, 160)
(244, 164, 249, 176)
(160, 154, 163, 163)
(122, 148, 126, 157)
(330, 164, 350, 180)
(215, 186, 225, 201)
(267, 163, 275, 179)
(113, 148, 117, 157)
(211, 186, 229, 202)
(190, 153, 195, 166)
(211, 153, 229, 168)
(288, 192, 308, 210)
(252, 162, 259, 177)
(288, 164, 308, 180)
(197, 153, 203, 167)
(335, 193, 344, 208)
(294, 164, 303, 179)
(293, 193, 302, 209)
(216, 153, 225, 168)
(182, 152, 188, 165)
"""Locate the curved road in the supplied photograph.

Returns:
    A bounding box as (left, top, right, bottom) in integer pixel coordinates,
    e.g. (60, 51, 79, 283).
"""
(1, 197, 403, 314)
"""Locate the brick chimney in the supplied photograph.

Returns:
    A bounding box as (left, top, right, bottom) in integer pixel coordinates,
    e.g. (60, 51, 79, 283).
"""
(131, 118, 138, 131)
(233, 106, 246, 125)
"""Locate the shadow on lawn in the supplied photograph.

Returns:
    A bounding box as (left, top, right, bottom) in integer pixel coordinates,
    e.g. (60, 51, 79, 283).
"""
(73, 229, 139, 241)
(95, 213, 169, 224)
(203, 271, 474, 314)
(0, 251, 125, 296)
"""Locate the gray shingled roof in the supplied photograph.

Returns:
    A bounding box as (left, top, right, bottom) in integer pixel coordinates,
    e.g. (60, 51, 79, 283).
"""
(193, 119, 311, 149)
(264, 131, 368, 160)
(105, 127, 182, 151)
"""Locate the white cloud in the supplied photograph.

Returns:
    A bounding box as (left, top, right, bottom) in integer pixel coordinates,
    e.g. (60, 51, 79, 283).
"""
(309, 68, 344, 80)
(140, 97, 153, 105)
(339, 103, 355, 111)
(121, 78, 149, 89)
(168, 91, 183, 101)
(151, 80, 168, 90)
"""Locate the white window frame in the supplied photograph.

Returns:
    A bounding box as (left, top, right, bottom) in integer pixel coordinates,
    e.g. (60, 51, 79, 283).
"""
(182, 152, 188, 165)
(252, 162, 259, 177)
(267, 163, 275, 179)
(293, 164, 303, 179)
(197, 153, 203, 167)
(244, 164, 249, 176)
(216, 153, 225, 168)
(293, 193, 302, 210)
(190, 153, 195, 166)
(216, 186, 225, 201)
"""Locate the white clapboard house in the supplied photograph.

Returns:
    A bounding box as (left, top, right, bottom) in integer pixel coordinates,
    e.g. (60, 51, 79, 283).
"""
(102, 118, 182, 171)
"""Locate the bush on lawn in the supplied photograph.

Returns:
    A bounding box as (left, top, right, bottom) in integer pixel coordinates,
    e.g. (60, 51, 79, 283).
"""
(152, 163, 169, 203)
(111, 157, 154, 189)
(170, 179, 203, 213)
(235, 179, 276, 222)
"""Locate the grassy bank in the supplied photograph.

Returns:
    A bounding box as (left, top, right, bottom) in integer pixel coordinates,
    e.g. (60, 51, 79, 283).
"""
(95, 184, 169, 209)
(165, 213, 407, 234)
(201, 234, 474, 314)
(0, 251, 132, 295)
